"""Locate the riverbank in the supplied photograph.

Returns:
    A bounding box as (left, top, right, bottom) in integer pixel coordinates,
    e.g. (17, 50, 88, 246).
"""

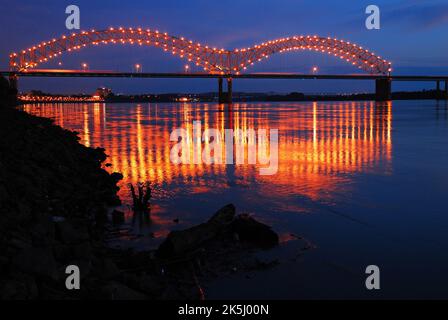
(18, 89, 448, 104)
(0, 101, 282, 299)
(0, 105, 124, 298)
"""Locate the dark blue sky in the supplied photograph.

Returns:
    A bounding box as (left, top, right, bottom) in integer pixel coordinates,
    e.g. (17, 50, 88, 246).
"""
(2, 0, 448, 93)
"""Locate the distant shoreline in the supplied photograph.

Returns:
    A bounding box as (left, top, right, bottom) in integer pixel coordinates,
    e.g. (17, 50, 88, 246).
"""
(18, 89, 447, 104)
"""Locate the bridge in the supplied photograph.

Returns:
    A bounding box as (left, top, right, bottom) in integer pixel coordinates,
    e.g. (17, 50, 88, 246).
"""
(3, 27, 448, 102)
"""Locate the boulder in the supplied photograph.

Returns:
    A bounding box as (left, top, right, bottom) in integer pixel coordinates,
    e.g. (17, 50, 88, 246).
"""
(100, 282, 148, 300)
(0, 275, 38, 300)
(94, 258, 120, 279)
(231, 214, 279, 248)
(156, 204, 236, 258)
(12, 247, 58, 280)
(55, 221, 89, 244)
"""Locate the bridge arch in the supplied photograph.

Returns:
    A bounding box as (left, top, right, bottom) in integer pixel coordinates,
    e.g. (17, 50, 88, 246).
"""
(10, 28, 391, 75)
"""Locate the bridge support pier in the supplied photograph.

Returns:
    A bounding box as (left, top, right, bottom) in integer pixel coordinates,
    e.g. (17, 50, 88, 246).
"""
(218, 78, 224, 103)
(218, 77, 233, 104)
(445, 81, 448, 99)
(375, 78, 391, 101)
(227, 78, 233, 104)
(436, 81, 441, 99)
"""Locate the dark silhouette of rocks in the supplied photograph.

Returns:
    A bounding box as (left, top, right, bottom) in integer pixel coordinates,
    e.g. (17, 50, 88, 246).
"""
(0, 106, 122, 299)
(0, 101, 280, 300)
(0, 76, 17, 108)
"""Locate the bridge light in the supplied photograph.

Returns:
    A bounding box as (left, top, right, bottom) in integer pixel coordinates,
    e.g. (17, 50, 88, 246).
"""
(312, 66, 318, 74)
(82, 63, 88, 71)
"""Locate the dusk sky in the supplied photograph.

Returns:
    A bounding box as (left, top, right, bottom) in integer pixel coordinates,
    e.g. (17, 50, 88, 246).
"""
(2, 0, 448, 93)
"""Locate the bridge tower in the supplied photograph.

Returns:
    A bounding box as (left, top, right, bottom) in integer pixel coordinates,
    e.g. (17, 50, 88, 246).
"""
(436, 80, 448, 100)
(444, 81, 448, 100)
(375, 78, 391, 101)
(218, 77, 233, 104)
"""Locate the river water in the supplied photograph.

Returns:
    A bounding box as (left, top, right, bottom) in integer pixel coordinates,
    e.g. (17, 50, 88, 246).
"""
(22, 100, 448, 298)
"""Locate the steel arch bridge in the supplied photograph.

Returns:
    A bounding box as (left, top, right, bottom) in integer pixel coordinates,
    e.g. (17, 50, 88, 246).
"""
(9, 27, 392, 75)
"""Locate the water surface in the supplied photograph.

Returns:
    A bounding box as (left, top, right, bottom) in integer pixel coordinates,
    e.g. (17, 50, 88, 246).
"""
(23, 100, 448, 299)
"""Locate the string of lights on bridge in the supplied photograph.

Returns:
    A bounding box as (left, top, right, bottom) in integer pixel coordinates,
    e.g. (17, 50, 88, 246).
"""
(9, 27, 392, 75)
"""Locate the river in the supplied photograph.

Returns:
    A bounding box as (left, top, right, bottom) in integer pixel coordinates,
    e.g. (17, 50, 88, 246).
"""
(22, 100, 448, 298)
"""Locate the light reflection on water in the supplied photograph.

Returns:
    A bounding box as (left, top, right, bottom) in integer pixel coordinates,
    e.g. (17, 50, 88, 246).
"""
(22, 101, 448, 298)
(22, 101, 392, 206)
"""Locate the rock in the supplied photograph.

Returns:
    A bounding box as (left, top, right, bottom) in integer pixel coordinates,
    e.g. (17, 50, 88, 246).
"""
(208, 204, 236, 225)
(110, 172, 124, 182)
(100, 282, 148, 300)
(156, 204, 236, 258)
(161, 285, 184, 300)
(30, 219, 55, 246)
(72, 242, 93, 260)
(95, 258, 120, 279)
(8, 237, 32, 250)
(123, 273, 163, 297)
(231, 214, 279, 248)
(138, 275, 163, 296)
(111, 210, 125, 225)
(52, 244, 72, 262)
(51, 216, 65, 222)
(0, 275, 38, 300)
(55, 221, 89, 245)
(12, 247, 58, 280)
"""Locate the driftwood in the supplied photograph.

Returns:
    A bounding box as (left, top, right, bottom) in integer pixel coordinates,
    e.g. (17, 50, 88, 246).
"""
(156, 204, 236, 258)
(129, 182, 151, 214)
(129, 182, 152, 234)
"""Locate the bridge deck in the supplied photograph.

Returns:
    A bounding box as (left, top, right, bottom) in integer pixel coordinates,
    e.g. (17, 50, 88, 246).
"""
(1, 71, 448, 81)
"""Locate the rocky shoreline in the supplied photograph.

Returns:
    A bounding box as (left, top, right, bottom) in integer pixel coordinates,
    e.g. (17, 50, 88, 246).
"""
(0, 79, 281, 299)
(0, 104, 124, 299)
